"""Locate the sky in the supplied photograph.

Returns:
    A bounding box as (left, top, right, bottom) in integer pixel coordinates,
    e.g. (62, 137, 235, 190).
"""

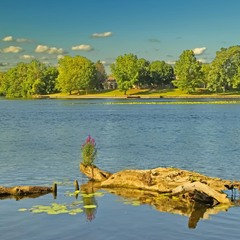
(1, 0, 240, 74)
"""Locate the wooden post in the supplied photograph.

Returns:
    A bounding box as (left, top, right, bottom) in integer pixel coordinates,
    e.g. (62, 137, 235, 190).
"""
(52, 183, 57, 199)
(74, 180, 79, 191)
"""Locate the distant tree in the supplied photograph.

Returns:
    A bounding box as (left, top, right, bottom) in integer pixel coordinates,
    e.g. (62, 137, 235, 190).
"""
(56, 55, 96, 94)
(2, 62, 28, 97)
(173, 50, 202, 93)
(111, 53, 140, 95)
(1, 60, 58, 97)
(207, 46, 240, 92)
(43, 66, 59, 94)
(233, 66, 240, 89)
(24, 60, 48, 95)
(137, 58, 150, 88)
(200, 63, 211, 88)
(0, 72, 5, 95)
(95, 60, 107, 90)
(149, 60, 174, 88)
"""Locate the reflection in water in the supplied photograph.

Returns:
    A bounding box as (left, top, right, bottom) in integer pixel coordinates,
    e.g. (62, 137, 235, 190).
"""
(188, 203, 209, 229)
(81, 181, 239, 229)
(0, 192, 53, 201)
(80, 181, 98, 222)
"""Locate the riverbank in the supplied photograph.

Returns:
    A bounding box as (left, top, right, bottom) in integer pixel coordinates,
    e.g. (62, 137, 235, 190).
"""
(37, 89, 240, 99)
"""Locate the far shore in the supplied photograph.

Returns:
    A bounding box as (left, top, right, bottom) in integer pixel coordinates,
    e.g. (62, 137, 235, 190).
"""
(37, 92, 240, 100)
(3, 89, 240, 100)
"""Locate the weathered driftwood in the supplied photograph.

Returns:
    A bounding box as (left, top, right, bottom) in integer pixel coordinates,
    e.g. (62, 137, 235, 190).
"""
(0, 185, 54, 200)
(80, 164, 112, 181)
(172, 181, 229, 204)
(81, 180, 233, 229)
(80, 163, 240, 205)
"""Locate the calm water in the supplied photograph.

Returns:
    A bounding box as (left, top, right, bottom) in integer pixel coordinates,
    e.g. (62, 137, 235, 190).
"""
(1, 98, 240, 240)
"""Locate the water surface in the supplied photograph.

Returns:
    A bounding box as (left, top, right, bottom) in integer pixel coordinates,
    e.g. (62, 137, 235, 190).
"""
(1, 98, 240, 240)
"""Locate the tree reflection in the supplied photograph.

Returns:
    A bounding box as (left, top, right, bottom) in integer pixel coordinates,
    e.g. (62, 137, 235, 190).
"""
(80, 181, 98, 222)
(81, 180, 236, 228)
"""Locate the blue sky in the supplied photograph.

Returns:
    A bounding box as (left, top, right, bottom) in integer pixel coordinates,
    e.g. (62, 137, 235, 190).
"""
(1, 0, 240, 73)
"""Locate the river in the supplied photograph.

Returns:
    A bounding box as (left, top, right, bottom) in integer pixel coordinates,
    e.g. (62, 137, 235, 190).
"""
(1, 98, 240, 240)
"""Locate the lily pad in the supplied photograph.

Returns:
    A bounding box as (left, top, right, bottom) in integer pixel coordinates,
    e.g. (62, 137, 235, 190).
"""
(68, 208, 83, 215)
(83, 205, 97, 209)
(81, 193, 94, 198)
(131, 201, 141, 206)
(93, 192, 105, 197)
(18, 208, 28, 212)
(29, 203, 83, 215)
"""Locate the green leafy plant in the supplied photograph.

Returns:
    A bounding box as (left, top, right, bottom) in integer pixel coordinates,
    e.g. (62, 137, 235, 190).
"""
(81, 135, 97, 166)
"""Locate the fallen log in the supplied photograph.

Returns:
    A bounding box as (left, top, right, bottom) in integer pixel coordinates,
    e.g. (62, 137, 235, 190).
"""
(80, 164, 112, 181)
(171, 181, 229, 205)
(81, 180, 232, 229)
(0, 185, 55, 200)
(80, 164, 240, 205)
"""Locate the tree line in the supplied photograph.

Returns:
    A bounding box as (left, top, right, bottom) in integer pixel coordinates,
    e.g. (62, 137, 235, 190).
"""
(1, 45, 240, 97)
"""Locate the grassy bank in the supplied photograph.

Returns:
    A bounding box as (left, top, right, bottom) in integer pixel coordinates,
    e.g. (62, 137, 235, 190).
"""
(43, 89, 240, 99)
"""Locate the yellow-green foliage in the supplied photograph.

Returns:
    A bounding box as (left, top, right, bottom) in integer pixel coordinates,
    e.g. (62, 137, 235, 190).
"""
(81, 135, 97, 166)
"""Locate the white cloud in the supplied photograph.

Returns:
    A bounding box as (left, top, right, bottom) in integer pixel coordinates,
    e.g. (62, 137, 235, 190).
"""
(2, 36, 32, 43)
(57, 55, 64, 60)
(91, 32, 113, 38)
(197, 58, 207, 63)
(0, 62, 9, 67)
(100, 60, 112, 66)
(72, 44, 93, 51)
(20, 55, 35, 60)
(166, 60, 176, 65)
(35, 45, 64, 54)
(35, 45, 49, 53)
(2, 36, 13, 42)
(3, 46, 23, 53)
(48, 47, 64, 54)
(16, 38, 32, 43)
(193, 47, 207, 55)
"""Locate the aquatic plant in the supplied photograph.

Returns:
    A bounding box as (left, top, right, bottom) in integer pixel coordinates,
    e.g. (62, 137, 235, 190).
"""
(19, 190, 104, 216)
(81, 135, 97, 166)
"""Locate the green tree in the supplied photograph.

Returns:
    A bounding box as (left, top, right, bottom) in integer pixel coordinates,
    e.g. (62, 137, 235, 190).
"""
(2, 62, 28, 97)
(207, 46, 240, 92)
(24, 60, 48, 96)
(43, 66, 59, 94)
(137, 58, 150, 88)
(149, 60, 174, 88)
(0, 72, 5, 95)
(173, 50, 202, 93)
(56, 55, 96, 94)
(95, 60, 107, 90)
(111, 53, 140, 95)
(1, 60, 58, 97)
(200, 63, 211, 88)
(233, 66, 240, 89)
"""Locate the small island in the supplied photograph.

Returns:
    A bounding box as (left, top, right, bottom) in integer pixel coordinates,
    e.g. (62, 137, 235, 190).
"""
(80, 164, 240, 228)
(80, 163, 239, 206)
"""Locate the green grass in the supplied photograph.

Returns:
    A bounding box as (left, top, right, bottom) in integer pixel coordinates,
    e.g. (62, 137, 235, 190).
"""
(45, 88, 240, 99)
(102, 100, 240, 105)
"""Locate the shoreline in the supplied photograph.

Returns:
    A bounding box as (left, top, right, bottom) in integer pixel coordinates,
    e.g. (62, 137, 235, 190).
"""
(37, 94, 240, 100)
